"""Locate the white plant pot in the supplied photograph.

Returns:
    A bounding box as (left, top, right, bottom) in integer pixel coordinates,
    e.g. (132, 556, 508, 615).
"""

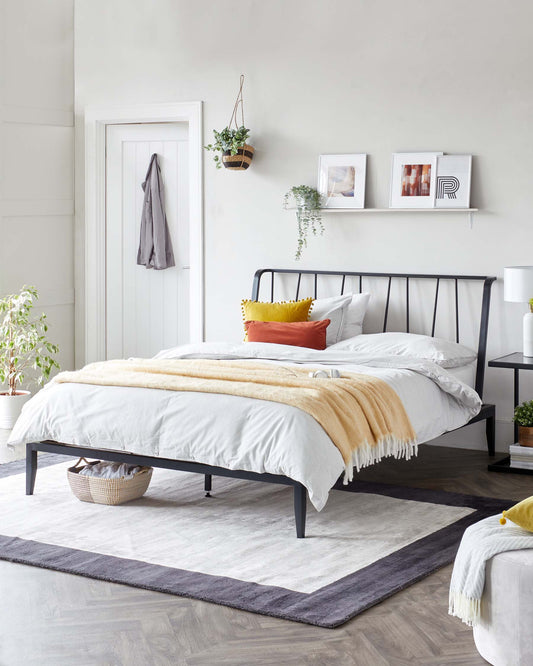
(0, 391, 31, 429)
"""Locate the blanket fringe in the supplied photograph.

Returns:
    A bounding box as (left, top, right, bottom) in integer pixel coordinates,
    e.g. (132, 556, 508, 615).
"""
(343, 436, 418, 484)
(448, 589, 481, 627)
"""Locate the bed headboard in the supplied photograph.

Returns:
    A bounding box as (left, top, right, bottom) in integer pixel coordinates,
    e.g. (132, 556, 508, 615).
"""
(251, 269, 496, 400)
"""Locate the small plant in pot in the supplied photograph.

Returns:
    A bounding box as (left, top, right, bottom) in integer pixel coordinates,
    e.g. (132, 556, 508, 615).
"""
(204, 74, 254, 171)
(205, 125, 253, 170)
(513, 400, 533, 447)
(284, 185, 324, 261)
(0, 286, 59, 429)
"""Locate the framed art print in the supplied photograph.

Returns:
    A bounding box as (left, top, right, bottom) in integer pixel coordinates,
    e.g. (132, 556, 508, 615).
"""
(435, 155, 472, 208)
(318, 154, 367, 209)
(389, 152, 443, 208)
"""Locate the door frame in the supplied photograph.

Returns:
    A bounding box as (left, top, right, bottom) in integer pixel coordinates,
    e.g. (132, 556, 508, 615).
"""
(84, 101, 203, 363)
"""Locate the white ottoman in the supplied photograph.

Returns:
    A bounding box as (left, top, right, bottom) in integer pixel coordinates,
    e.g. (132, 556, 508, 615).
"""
(473, 550, 533, 665)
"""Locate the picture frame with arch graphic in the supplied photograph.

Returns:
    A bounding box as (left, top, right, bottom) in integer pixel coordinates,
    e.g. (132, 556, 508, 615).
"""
(435, 155, 472, 208)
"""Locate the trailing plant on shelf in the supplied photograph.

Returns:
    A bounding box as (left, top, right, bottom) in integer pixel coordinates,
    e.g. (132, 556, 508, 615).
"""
(204, 75, 254, 170)
(284, 185, 324, 261)
(0, 286, 59, 428)
(513, 400, 533, 428)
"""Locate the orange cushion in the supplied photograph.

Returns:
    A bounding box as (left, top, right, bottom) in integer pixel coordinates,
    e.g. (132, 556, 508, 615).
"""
(241, 297, 314, 341)
(244, 319, 330, 350)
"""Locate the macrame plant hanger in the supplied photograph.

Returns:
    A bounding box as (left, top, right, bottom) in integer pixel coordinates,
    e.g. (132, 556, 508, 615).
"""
(228, 75, 246, 169)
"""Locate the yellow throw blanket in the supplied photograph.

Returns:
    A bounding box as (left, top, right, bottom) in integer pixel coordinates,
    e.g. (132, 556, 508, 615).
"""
(54, 359, 417, 480)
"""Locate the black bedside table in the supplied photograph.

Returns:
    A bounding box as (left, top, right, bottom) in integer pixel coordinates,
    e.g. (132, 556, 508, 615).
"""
(487, 352, 533, 474)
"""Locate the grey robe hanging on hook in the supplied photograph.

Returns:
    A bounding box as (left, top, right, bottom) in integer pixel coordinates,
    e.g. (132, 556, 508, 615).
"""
(137, 153, 175, 270)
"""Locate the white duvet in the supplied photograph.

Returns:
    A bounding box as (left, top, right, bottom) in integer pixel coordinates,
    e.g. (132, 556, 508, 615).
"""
(8, 342, 481, 511)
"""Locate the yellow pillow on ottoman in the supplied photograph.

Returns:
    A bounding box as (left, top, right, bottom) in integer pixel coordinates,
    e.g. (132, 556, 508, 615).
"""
(500, 496, 533, 531)
(241, 298, 313, 325)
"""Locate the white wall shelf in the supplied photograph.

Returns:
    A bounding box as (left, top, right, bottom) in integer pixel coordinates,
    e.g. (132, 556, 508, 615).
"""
(285, 207, 478, 227)
(286, 207, 478, 213)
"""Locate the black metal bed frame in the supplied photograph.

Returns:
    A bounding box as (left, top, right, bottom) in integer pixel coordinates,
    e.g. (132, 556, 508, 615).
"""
(26, 268, 496, 539)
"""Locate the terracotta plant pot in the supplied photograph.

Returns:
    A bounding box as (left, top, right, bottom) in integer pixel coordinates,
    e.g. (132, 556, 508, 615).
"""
(518, 425, 533, 447)
(222, 144, 254, 171)
(0, 391, 31, 429)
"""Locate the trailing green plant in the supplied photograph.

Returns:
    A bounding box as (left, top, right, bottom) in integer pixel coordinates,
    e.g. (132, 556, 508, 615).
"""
(513, 400, 533, 427)
(529, 297, 533, 313)
(0, 286, 59, 396)
(284, 185, 324, 261)
(204, 125, 251, 169)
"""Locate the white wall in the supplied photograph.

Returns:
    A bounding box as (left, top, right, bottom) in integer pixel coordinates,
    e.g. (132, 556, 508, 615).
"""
(74, 0, 533, 451)
(0, 0, 75, 379)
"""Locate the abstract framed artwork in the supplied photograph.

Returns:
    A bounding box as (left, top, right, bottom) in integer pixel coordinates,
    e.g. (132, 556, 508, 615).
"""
(435, 155, 472, 208)
(318, 154, 367, 209)
(389, 152, 443, 208)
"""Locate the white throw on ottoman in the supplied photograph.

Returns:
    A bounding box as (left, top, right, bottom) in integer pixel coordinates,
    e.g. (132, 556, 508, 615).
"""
(473, 549, 533, 665)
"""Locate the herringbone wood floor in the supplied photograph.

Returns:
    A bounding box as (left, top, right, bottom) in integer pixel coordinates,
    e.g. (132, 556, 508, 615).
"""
(0, 445, 527, 666)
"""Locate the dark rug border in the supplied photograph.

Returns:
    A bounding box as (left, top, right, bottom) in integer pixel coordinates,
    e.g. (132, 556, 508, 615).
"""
(0, 454, 511, 628)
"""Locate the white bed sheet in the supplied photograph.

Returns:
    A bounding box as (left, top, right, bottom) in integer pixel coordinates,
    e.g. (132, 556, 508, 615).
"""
(446, 361, 477, 389)
(8, 342, 481, 511)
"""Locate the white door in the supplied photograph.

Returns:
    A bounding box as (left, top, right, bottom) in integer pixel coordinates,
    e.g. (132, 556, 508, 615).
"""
(105, 122, 189, 359)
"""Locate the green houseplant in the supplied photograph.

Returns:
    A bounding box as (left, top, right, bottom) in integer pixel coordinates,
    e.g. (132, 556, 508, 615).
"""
(204, 75, 254, 170)
(0, 286, 59, 428)
(284, 185, 324, 260)
(513, 399, 533, 447)
(205, 125, 253, 169)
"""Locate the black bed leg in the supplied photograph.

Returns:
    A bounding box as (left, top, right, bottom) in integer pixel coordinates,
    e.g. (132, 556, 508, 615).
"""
(294, 483, 307, 538)
(26, 443, 38, 495)
(204, 474, 212, 498)
(486, 412, 496, 457)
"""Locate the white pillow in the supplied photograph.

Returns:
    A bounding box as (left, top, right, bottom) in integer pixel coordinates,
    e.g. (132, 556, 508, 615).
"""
(329, 332, 477, 368)
(338, 292, 371, 341)
(310, 294, 352, 346)
(310, 292, 371, 345)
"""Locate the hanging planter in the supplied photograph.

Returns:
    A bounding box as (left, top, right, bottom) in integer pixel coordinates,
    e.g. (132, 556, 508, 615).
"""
(284, 186, 324, 261)
(205, 75, 255, 171)
(222, 142, 255, 171)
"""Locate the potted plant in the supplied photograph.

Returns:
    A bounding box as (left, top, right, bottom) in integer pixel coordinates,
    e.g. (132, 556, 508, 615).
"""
(513, 399, 533, 446)
(0, 286, 59, 429)
(284, 185, 324, 260)
(204, 75, 255, 171)
(205, 125, 254, 170)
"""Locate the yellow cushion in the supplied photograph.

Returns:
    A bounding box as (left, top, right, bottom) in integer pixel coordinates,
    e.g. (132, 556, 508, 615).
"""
(500, 496, 533, 531)
(241, 298, 314, 338)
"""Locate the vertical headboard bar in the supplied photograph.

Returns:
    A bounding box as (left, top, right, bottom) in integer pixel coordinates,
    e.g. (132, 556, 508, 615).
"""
(341, 275, 346, 295)
(406, 278, 410, 333)
(475, 278, 496, 399)
(383, 277, 392, 332)
(270, 273, 274, 303)
(314, 274, 318, 300)
(359, 276, 362, 293)
(251, 271, 262, 301)
(455, 279, 460, 344)
(295, 273, 302, 301)
(431, 279, 440, 337)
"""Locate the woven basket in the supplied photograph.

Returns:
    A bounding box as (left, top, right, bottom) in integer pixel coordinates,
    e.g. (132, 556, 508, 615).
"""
(67, 458, 153, 505)
(222, 143, 254, 170)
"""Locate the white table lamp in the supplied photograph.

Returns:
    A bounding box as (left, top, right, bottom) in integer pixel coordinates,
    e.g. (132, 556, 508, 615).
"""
(504, 266, 533, 357)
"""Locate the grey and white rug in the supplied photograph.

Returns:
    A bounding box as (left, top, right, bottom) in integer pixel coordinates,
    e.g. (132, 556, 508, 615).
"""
(0, 454, 509, 627)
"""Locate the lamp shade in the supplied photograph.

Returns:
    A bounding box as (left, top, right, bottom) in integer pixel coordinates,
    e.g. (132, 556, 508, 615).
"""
(504, 266, 533, 303)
